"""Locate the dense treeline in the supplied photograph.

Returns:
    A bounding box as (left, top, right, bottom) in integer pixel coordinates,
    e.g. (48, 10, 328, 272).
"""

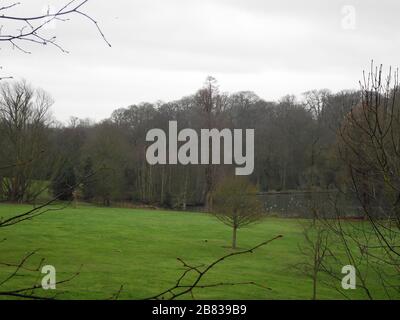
(0, 78, 360, 208)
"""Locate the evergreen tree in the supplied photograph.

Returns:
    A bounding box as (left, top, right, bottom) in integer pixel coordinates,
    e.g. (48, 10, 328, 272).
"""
(50, 161, 76, 201)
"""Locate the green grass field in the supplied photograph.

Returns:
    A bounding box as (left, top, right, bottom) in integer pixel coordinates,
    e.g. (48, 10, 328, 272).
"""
(0, 203, 396, 300)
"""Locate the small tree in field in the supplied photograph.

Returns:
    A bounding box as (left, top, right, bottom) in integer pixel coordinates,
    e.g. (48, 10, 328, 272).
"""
(212, 177, 264, 249)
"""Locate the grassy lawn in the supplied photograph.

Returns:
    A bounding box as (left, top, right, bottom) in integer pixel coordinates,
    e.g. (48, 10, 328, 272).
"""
(0, 203, 396, 300)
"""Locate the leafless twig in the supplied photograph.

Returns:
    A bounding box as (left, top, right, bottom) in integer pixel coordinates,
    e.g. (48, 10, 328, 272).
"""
(0, 0, 111, 54)
(144, 235, 283, 300)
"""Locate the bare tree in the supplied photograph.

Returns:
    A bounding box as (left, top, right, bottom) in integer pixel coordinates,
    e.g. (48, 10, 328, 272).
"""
(196, 76, 224, 211)
(302, 89, 330, 189)
(339, 62, 400, 274)
(310, 64, 400, 299)
(296, 221, 333, 300)
(212, 177, 265, 249)
(0, 0, 111, 299)
(0, 80, 53, 202)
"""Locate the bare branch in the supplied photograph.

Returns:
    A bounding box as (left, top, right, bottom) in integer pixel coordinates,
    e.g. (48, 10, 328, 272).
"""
(144, 235, 283, 300)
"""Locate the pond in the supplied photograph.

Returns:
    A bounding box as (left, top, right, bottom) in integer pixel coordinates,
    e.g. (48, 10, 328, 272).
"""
(257, 191, 363, 218)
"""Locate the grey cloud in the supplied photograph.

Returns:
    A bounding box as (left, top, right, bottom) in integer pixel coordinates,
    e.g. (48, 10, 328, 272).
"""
(2, 0, 399, 121)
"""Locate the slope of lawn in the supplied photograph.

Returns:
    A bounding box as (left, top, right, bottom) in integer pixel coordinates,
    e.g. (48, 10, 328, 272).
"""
(0, 203, 395, 299)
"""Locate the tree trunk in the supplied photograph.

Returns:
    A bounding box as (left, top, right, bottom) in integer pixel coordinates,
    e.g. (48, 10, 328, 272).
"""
(312, 271, 317, 300)
(312, 248, 318, 300)
(232, 226, 237, 249)
(182, 170, 188, 210)
(160, 166, 165, 204)
(204, 165, 213, 211)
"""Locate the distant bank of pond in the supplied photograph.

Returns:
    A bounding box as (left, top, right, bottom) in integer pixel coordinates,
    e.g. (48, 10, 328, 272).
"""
(185, 190, 364, 218)
(257, 190, 362, 218)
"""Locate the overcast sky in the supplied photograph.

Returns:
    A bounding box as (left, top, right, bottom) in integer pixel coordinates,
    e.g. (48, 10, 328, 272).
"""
(2, 0, 400, 122)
